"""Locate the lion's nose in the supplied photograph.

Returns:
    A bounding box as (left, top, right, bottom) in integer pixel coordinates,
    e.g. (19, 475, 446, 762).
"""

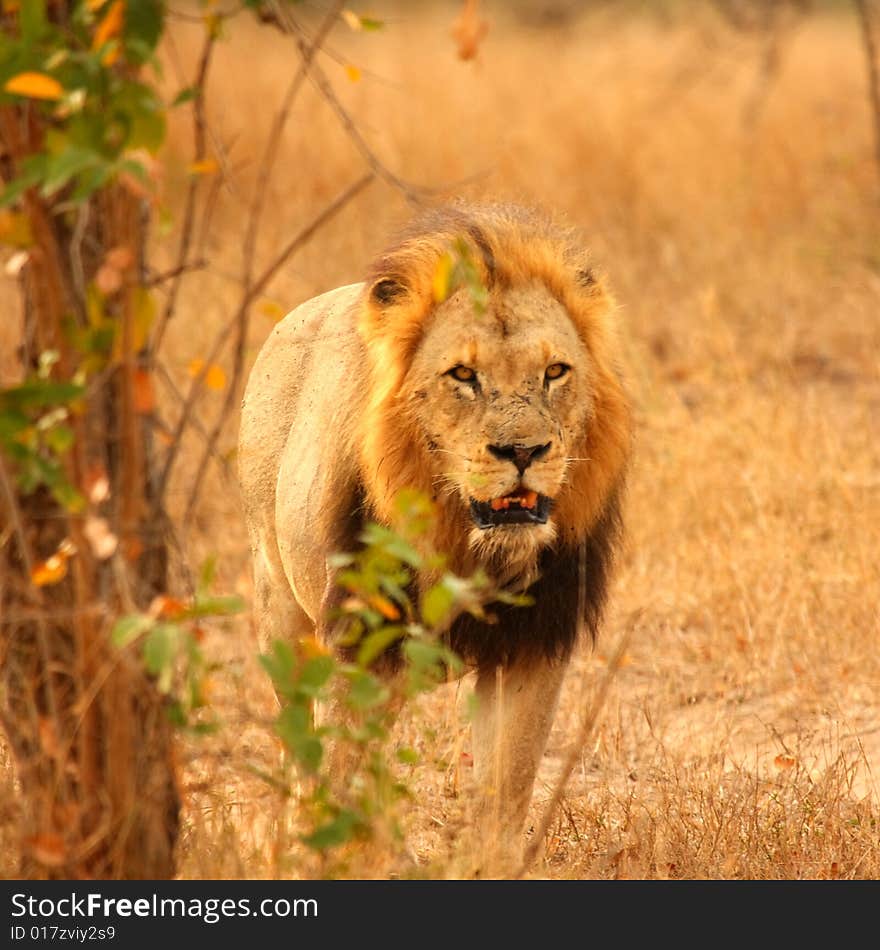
(487, 442, 551, 475)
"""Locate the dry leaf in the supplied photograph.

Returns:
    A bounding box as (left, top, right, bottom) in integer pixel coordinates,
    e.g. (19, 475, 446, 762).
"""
(341, 9, 362, 30)
(31, 553, 69, 587)
(84, 464, 110, 504)
(0, 210, 33, 247)
(24, 833, 66, 868)
(258, 299, 285, 322)
(188, 358, 226, 391)
(451, 0, 489, 61)
(105, 245, 134, 271)
(149, 595, 187, 619)
(92, 0, 124, 51)
(774, 754, 797, 770)
(37, 717, 62, 759)
(432, 252, 453, 303)
(5, 250, 29, 278)
(95, 262, 123, 295)
(4, 72, 64, 101)
(188, 158, 219, 177)
(300, 635, 332, 659)
(344, 64, 362, 83)
(132, 367, 155, 414)
(368, 594, 401, 621)
(83, 516, 118, 560)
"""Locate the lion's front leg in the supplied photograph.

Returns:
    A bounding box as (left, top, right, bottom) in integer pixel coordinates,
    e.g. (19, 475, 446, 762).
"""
(469, 655, 568, 872)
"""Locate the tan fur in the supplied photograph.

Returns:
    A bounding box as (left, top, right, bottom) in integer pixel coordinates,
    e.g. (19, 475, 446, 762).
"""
(238, 203, 632, 870)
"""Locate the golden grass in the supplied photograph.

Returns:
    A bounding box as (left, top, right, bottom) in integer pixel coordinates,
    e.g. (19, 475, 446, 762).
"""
(3, 1, 880, 879)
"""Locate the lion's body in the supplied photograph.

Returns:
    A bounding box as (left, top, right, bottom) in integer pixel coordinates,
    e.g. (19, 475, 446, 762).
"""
(239, 203, 632, 868)
(239, 282, 366, 629)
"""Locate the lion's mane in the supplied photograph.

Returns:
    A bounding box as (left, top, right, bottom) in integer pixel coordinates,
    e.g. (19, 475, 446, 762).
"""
(348, 204, 632, 667)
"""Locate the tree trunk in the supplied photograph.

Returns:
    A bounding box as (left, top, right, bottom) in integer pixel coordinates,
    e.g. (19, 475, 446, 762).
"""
(0, 103, 180, 878)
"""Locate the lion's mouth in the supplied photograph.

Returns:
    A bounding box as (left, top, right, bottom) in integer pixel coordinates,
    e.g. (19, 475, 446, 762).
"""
(469, 490, 552, 529)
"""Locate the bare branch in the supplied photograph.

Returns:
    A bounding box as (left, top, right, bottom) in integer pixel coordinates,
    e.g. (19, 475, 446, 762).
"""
(180, 171, 374, 524)
(855, 0, 880, 192)
(0, 455, 60, 726)
(146, 258, 208, 288)
(152, 30, 216, 354)
(283, 17, 431, 203)
(152, 361, 235, 483)
(241, 0, 347, 292)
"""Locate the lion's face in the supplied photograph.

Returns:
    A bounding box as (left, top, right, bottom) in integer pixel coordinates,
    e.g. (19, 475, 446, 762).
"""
(401, 283, 594, 572)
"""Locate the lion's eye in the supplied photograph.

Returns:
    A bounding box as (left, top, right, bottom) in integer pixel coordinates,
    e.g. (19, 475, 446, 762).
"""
(545, 362, 570, 383)
(447, 365, 477, 383)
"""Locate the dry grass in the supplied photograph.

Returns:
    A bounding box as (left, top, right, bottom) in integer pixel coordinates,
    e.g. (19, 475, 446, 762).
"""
(3, 0, 880, 879)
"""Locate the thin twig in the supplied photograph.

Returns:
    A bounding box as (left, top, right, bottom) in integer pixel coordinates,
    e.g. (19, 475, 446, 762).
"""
(152, 30, 216, 354)
(152, 361, 234, 482)
(180, 171, 374, 524)
(146, 258, 208, 288)
(284, 19, 429, 203)
(0, 454, 60, 726)
(855, 0, 880, 192)
(242, 0, 347, 292)
(157, 171, 372, 506)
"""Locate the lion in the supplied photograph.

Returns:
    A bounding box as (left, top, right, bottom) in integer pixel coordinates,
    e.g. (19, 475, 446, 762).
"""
(238, 202, 632, 867)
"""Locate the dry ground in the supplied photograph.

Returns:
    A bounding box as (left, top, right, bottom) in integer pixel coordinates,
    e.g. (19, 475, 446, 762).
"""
(3, 1, 880, 879)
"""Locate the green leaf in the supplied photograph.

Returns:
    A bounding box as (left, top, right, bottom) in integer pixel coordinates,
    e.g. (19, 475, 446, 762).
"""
(0, 161, 45, 209)
(359, 523, 423, 568)
(421, 581, 456, 628)
(49, 480, 85, 513)
(396, 747, 419, 765)
(276, 703, 323, 773)
(189, 594, 245, 618)
(143, 622, 180, 693)
(21, 0, 48, 45)
(198, 555, 217, 592)
(69, 163, 112, 204)
(43, 424, 74, 454)
(40, 146, 102, 198)
(171, 86, 197, 107)
(297, 655, 336, 696)
(346, 671, 389, 711)
(124, 0, 165, 63)
(356, 624, 405, 667)
(0, 379, 83, 411)
(301, 810, 362, 851)
(0, 409, 30, 442)
(111, 613, 155, 648)
(259, 639, 297, 696)
(128, 106, 165, 153)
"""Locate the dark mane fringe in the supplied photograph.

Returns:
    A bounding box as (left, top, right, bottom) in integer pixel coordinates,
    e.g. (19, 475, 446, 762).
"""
(321, 479, 624, 673)
(446, 483, 624, 669)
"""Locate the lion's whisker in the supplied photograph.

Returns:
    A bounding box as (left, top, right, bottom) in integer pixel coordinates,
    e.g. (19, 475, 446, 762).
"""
(432, 447, 474, 463)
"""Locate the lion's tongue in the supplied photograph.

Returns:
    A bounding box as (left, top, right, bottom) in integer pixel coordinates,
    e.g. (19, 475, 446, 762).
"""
(490, 490, 539, 512)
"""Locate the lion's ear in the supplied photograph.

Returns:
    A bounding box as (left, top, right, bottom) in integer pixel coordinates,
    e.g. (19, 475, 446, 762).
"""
(369, 277, 409, 307)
